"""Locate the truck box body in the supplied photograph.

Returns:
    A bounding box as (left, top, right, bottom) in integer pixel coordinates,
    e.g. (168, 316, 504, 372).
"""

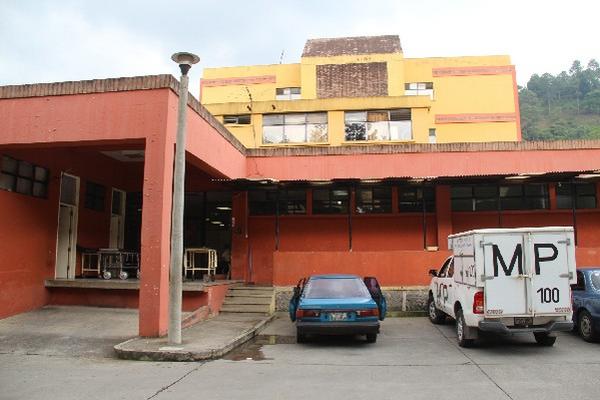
(449, 227, 576, 320)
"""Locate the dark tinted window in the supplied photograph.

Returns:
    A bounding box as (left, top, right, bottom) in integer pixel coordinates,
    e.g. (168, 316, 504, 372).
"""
(557, 182, 597, 209)
(356, 186, 392, 214)
(399, 186, 435, 212)
(312, 188, 349, 214)
(249, 190, 277, 215)
(303, 278, 370, 299)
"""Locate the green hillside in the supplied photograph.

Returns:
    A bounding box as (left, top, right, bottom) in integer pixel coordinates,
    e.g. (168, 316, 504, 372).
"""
(519, 60, 600, 140)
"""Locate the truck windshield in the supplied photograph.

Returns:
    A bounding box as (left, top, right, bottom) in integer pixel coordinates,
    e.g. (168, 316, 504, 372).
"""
(303, 278, 370, 299)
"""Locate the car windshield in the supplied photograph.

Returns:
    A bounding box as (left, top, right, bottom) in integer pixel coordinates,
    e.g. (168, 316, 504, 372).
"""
(303, 278, 370, 299)
(590, 271, 600, 292)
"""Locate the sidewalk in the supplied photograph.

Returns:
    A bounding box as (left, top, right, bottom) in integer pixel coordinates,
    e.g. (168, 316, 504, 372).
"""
(114, 313, 274, 362)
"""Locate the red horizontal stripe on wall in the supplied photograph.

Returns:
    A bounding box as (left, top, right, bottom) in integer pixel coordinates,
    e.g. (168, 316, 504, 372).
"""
(432, 65, 515, 77)
(201, 75, 276, 87)
(435, 113, 517, 124)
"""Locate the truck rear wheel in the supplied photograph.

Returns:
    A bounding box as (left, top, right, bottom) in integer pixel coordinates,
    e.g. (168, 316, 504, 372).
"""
(456, 309, 474, 348)
(428, 297, 446, 324)
(366, 333, 377, 343)
(534, 332, 556, 346)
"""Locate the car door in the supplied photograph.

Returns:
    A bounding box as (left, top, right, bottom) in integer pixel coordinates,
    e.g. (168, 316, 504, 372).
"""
(289, 278, 306, 321)
(434, 257, 454, 315)
(364, 277, 386, 320)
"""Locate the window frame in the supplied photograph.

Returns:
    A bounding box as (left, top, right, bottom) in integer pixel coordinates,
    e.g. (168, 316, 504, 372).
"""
(344, 109, 412, 142)
(398, 186, 436, 213)
(556, 182, 597, 209)
(84, 181, 106, 212)
(312, 188, 350, 215)
(223, 114, 251, 125)
(355, 186, 392, 214)
(275, 87, 301, 100)
(262, 112, 328, 144)
(0, 155, 49, 199)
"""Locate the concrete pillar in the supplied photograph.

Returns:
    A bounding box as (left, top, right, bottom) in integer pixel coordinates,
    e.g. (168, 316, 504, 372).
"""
(436, 185, 452, 251)
(138, 136, 175, 337)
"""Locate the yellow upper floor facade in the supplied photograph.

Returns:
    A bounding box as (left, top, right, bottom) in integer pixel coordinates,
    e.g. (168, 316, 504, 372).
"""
(201, 35, 521, 148)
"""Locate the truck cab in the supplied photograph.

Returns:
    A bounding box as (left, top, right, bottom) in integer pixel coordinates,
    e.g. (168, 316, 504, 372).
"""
(428, 227, 576, 347)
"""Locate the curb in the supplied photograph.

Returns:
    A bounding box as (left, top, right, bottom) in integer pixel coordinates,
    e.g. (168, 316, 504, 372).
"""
(114, 314, 276, 362)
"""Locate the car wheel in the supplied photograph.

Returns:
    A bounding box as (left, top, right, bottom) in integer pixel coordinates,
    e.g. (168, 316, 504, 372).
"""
(366, 333, 377, 343)
(534, 332, 556, 346)
(102, 270, 112, 280)
(456, 309, 474, 348)
(119, 271, 129, 280)
(428, 296, 446, 324)
(578, 310, 598, 342)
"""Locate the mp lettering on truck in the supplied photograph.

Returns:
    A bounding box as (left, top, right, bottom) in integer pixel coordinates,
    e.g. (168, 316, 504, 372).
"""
(492, 242, 559, 277)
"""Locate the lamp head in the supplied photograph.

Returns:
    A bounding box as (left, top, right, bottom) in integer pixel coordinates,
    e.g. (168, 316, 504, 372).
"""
(171, 52, 200, 75)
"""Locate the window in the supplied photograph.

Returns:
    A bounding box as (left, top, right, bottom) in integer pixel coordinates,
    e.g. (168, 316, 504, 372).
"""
(499, 184, 549, 210)
(399, 186, 435, 212)
(356, 186, 392, 214)
(0, 155, 49, 198)
(84, 181, 106, 211)
(262, 113, 328, 144)
(405, 82, 434, 99)
(223, 114, 251, 125)
(278, 189, 306, 215)
(428, 128, 436, 144)
(275, 87, 301, 100)
(557, 182, 597, 209)
(248, 190, 277, 215)
(344, 109, 411, 142)
(313, 188, 349, 214)
(451, 185, 498, 211)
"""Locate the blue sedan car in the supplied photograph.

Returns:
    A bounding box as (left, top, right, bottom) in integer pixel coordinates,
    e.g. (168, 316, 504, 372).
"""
(572, 268, 600, 342)
(288, 274, 386, 343)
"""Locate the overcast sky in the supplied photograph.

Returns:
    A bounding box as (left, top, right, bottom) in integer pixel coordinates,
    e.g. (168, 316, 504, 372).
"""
(1, 0, 598, 98)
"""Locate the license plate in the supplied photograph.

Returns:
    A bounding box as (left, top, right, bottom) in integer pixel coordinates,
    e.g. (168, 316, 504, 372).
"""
(329, 312, 347, 321)
(514, 317, 533, 327)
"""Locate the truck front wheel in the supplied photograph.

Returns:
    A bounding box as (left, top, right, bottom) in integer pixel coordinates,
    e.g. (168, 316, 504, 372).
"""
(428, 297, 446, 324)
(456, 309, 475, 348)
(534, 332, 556, 346)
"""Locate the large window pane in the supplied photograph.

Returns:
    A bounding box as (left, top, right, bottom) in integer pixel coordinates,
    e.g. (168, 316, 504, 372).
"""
(313, 188, 349, 214)
(307, 124, 328, 142)
(366, 121, 390, 140)
(249, 190, 277, 215)
(284, 124, 306, 143)
(389, 121, 412, 140)
(263, 125, 284, 144)
(356, 186, 391, 213)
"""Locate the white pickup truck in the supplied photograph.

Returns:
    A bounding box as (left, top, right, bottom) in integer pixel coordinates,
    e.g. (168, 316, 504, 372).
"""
(428, 227, 576, 347)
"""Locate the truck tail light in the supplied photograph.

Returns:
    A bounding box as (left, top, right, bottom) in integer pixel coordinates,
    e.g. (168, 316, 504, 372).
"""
(296, 309, 320, 319)
(357, 308, 379, 317)
(473, 291, 484, 314)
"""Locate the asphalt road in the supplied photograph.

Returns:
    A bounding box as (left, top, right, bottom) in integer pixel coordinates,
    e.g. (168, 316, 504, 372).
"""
(1, 312, 599, 400)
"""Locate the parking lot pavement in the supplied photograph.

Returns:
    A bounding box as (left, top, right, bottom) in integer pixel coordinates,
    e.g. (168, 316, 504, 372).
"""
(1, 312, 600, 400)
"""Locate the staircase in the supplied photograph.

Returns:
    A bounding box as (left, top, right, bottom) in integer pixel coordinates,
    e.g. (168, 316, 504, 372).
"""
(220, 286, 275, 315)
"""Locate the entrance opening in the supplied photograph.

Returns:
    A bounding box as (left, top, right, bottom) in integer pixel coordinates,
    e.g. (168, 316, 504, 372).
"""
(56, 173, 80, 279)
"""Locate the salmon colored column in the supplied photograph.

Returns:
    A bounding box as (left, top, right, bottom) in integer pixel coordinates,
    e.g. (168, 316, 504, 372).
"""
(138, 136, 175, 337)
(436, 185, 452, 250)
(231, 191, 249, 282)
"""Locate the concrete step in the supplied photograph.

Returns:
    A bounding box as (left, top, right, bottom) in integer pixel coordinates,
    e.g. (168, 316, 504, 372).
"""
(220, 304, 271, 314)
(229, 286, 273, 291)
(226, 289, 273, 297)
(223, 296, 272, 305)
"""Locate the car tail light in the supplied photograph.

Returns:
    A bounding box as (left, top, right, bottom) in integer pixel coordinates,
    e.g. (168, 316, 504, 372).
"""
(296, 309, 320, 319)
(357, 308, 379, 317)
(473, 291, 484, 314)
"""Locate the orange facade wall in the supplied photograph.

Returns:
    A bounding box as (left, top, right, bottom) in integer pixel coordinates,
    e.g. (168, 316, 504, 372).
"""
(0, 147, 142, 319)
(48, 283, 231, 313)
(273, 250, 451, 286)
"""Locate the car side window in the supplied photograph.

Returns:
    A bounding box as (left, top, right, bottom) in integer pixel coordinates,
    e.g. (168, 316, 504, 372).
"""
(438, 257, 451, 278)
(447, 259, 455, 278)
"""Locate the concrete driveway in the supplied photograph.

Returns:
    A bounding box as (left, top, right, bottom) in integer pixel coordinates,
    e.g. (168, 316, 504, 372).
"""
(1, 309, 599, 400)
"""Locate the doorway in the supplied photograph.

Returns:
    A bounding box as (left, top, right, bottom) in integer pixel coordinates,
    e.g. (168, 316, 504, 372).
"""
(56, 173, 80, 279)
(109, 188, 126, 249)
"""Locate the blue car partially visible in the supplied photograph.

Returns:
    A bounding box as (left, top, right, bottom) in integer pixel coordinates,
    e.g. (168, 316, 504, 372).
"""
(288, 274, 386, 343)
(572, 268, 600, 342)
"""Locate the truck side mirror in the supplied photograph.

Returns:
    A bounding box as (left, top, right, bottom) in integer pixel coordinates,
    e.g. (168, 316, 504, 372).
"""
(293, 286, 300, 297)
(428, 269, 438, 277)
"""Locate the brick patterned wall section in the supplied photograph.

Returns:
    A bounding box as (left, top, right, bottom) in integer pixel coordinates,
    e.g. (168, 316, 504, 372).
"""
(303, 35, 402, 57)
(317, 62, 388, 99)
(247, 140, 600, 157)
(0, 74, 246, 155)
